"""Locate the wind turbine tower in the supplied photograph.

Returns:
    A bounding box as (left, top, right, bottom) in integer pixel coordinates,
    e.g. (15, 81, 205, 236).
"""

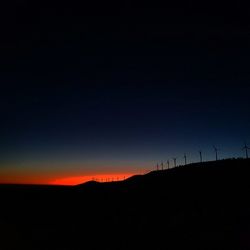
(167, 160, 170, 169)
(213, 145, 219, 161)
(156, 163, 159, 171)
(243, 142, 250, 159)
(173, 158, 177, 168)
(199, 150, 203, 163)
(184, 154, 187, 165)
(161, 161, 164, 170)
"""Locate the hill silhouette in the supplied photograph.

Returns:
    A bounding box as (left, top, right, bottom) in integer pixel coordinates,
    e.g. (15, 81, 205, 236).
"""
(0, 158, 250, 250)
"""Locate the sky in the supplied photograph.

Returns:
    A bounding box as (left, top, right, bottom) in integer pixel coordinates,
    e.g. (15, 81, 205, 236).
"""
(0, 0, 249, 185)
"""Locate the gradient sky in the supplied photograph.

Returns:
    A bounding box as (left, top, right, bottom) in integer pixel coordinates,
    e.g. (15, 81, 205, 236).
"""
(0, 0, 249, 184)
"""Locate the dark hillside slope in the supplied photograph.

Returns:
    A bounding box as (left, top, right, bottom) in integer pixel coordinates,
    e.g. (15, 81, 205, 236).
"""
(0, 158, 250, 250)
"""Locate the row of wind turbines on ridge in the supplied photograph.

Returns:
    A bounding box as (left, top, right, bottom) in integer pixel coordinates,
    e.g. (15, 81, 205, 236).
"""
(155, 142, 250, 171)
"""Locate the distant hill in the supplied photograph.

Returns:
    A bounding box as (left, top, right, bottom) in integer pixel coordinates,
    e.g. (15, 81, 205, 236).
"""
(0, 158, 250, 250)
(76, 158, 250, 191)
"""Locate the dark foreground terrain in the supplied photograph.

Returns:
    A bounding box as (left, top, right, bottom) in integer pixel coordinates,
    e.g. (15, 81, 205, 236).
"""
(1, 158, 250, 250)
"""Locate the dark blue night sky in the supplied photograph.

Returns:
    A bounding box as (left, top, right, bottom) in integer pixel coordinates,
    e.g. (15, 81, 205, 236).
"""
(0, 0, 249, 184)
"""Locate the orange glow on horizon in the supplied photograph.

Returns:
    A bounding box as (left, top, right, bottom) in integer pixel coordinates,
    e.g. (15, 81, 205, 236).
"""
(50, 173, 135, 186)
(0, 170, 139, 186)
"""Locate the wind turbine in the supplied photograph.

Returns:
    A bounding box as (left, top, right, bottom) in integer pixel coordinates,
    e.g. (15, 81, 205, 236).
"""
(213, 145, 219, 161)
(161, 161, 164, 170)
(199, 150, 203, 163)
(173, 158, 177, 168)
(242, 142, 250, 159)
(183, 153, 187, 165)
(167, 160, 170, 169)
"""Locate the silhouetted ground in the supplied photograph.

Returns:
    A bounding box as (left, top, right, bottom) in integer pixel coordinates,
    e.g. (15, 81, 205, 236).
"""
(1, 158, 250, 250)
